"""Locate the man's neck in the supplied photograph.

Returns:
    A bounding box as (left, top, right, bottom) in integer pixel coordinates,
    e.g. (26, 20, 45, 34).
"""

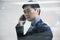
(31, 15, 40, 26)
(32, 15, 40, 22)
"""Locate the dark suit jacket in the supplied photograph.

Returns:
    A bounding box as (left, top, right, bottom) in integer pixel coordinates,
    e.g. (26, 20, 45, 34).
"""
(15, 19, 53, 40)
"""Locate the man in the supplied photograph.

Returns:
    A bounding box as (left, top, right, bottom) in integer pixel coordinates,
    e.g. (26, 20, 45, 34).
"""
(15, 3, 53, 40)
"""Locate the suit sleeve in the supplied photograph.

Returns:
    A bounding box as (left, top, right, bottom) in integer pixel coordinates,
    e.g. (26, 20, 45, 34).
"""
(15, 23, 24, 37)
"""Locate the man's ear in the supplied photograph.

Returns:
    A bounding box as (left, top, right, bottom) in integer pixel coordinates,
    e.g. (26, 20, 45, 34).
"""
(35, 8, 40, 14)
(34, 8, 40, 15)
(34, 8, 38, 12)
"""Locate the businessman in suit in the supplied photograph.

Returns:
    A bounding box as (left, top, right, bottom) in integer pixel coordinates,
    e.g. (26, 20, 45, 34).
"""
(15, 3, 53, 40)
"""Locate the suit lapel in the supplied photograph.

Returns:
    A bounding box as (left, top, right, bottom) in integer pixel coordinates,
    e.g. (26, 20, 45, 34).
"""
(27, 19, 43, 34)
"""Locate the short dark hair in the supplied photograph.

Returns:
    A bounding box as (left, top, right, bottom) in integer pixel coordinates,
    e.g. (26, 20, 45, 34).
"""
(22, 4, 40, 15)
(22, 4, 40, 9)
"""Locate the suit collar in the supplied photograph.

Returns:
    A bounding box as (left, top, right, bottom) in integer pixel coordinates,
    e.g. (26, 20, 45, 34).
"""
(31, 17, 43, 26)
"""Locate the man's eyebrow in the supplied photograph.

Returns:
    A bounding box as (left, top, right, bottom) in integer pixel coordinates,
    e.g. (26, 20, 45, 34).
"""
(24, 8, 31, 11)
(23, 8, 30, 13)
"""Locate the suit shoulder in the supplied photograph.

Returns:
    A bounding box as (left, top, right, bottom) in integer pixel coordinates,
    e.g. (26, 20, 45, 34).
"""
(36, 20, 51, 32)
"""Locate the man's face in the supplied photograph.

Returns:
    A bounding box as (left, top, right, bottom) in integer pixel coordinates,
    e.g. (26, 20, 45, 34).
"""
(23, 6, 38, 21)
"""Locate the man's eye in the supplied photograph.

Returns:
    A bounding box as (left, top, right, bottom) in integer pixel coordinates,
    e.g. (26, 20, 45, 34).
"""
(24, 10, 30, 13)
(23, 10, 26, 13)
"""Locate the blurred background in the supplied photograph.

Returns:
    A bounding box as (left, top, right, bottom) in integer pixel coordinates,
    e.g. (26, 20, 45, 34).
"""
(0, 0, 60, 40)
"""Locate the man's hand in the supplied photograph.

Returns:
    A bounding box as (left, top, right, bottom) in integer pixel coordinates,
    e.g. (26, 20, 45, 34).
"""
(18, 15, 26, 26)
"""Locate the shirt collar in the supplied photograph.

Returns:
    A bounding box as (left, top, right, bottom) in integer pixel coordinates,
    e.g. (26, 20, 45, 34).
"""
(31, 17, 40, 26)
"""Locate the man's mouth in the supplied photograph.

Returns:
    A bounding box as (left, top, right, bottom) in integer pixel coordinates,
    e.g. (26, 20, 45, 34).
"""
(26, 17, 30, 19)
